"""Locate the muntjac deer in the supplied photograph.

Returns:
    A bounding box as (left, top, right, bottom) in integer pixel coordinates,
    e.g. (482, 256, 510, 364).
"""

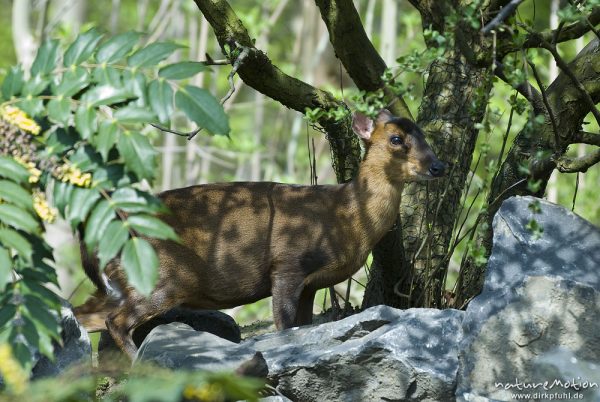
(75, 109, 446, 357)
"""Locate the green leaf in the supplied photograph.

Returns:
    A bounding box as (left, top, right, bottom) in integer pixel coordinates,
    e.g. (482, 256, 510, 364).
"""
(67, 188, 101, 228)
(111, 188, 163, 213)
(117, 131, 156, 180)
(0, 156, 30, 183)
(31, 39, 60, 76)
(1, 66, 24, 99)
(0, 247, 11, 292)
(123, 70, 148, 107)
(63, 28, 103, 66)
(75, 104, 97, 140)
(121, 237, 158, 295)
(45, 128, 78, 156)
(94, 121, 119, 161)
(128, 214, 178, 241)
(98, 220, 129, 269)
(16, 97, 44, 118)
(113, 105, 157, 124)
(148, 79, 174, 123)
(47, 97, 71, 126)
(54, 66, 90, 97)
(175, 86, 229, 135)
(96, 31, 142, 63)
(158, 61, 208, 80)
(52, 180, 74, 216)
(69, 145, 101, 172)
(127, 42, 183, 68)
(22, 74, 49, 96)
(23, 295, 60, 341)
(84, 200, 115, 250)
(0, 304, 16, 328)
(83, 84, 135, 106)
(93, 165, 132, 189)
(0, 228, 32, 261)
(0, 180, 33, 210)
(0, 204, 39, 234)
(92, 65, 122, 86)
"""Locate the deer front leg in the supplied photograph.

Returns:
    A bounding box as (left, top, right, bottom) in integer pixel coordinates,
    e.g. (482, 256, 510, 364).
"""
(271, 274, 305, 329)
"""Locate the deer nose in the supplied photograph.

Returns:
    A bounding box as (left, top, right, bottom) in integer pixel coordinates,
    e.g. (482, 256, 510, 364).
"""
(429, 160, 446, 177)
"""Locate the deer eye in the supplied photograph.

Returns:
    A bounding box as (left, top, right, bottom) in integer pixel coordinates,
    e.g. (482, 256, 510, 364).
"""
(390, 136, 403, 146)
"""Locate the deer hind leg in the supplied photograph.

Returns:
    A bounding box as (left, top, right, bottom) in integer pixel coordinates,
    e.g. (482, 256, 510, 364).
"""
(105, 289, 179, 359)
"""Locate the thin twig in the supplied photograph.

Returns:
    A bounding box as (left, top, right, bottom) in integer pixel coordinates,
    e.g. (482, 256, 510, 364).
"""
(221, 43, 250, 104)
(572, 172, 579, 211)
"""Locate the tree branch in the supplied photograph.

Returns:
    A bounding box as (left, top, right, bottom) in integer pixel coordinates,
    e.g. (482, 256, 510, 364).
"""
(494, 62, 545, 115)
(525, 26, 600, 128)
(557, 147, 600, 173)
(314, 0, 413, 119)
(501, 7, 600, 54)
(528, 61, 560, 150)
(481, 0, 524, 35)
(571, 130, 600, 146)
(193, 0, 361, 182)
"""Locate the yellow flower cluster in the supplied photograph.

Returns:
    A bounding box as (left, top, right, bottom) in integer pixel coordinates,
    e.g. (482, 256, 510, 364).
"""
(33, 190, 57, 223)
(55, 163, 92, 188)
(183, 383, 224, 401)
(0, 105, 41, 135)
(13, 156, 42, 184)
(0, 343, 28, 395)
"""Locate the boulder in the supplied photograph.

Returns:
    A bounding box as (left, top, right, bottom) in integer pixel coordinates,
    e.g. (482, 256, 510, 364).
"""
(457, 196, 600, 401)
(135, 322, 258, 373)
(138, 305, 464, 402)
(31, 300, 92, 379)
(98, 308, 241, 362)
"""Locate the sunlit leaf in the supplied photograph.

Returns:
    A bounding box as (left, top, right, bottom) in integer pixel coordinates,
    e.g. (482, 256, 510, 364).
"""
(47, 97, 71, 126)
(83, 84, 135, 107)
(128, 214, 178, 241)
(30, 39, 60, 76)
(1, 66, 24, 99)
(0, 156, 30, 183)
(148, 79, 173, 123)
(117, 131, 156, 180)
(94, 121, 119, 161)
(127, 42, 183, 68)
(114, 105, 157, 124)
(158, 61, 208, 80)
(0, 247, 11, 292)
(96, 31, 142, 63)
(98, 220, 129, 269)
(175, 86, 229, 135)
(54, 66, 90, 97)
(63, 28, 103, 66)
(0, 228, 32, 262)
(67, 187, 101, 228)
(0, 180, 33, 210)
(0, 204, 39, 234)
(111, 188, 163, 213)
(75, 104, 97, 140)
(121, 237, 158, 295)
(84, 200, 115, 250)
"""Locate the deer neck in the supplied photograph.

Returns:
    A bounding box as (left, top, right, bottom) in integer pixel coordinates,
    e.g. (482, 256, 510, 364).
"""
(348, 158, 404, 247)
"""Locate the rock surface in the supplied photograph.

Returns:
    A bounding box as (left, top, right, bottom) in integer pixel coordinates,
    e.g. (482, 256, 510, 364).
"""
(457, 196, 600, 401)
(31, 300, 92, 379)
(135, 322, 255, 372)
(137, 305, 465, 401)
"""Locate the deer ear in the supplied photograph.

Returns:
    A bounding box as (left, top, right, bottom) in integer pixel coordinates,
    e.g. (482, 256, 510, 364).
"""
(375, 109, 394, 124)
(352, 112, 374, 141)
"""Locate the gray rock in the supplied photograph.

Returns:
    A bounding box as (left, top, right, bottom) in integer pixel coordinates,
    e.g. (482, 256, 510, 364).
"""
(457, 196, 600, 401)
(31, 300, 92, 379)
(135, 322, 256, 372)
(99, 308, 240, 365)
(250, 305, 464, 402)
(136, 305, 463, 402)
